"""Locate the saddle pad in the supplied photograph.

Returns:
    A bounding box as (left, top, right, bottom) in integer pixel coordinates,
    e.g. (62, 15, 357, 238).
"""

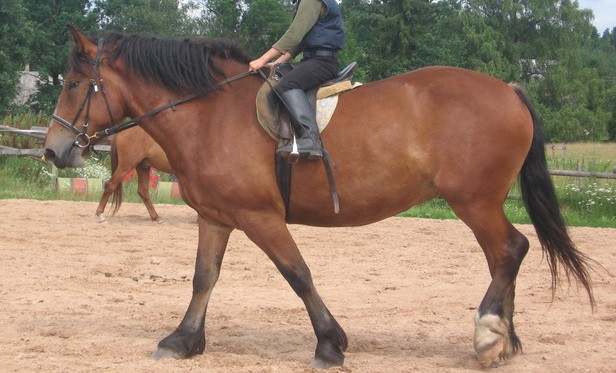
(256, 80, 361, 141)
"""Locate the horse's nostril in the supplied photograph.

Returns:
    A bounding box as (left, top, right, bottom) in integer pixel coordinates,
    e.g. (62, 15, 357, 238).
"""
(44, 148, 56, 160)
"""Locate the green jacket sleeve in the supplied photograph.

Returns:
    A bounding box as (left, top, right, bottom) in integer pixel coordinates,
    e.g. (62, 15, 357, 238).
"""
(273, 0, 322, 57)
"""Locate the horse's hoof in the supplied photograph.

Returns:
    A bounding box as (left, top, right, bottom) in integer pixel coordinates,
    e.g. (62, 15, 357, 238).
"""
(150, 347, 184, 359)
(96, 214, 106, 223)
(156, 219, 164, 224)
(313, 342, 344, 369)
(474, 313, 512, 367)
(476, 339, 505, 367)
(311, 358, 330, 369)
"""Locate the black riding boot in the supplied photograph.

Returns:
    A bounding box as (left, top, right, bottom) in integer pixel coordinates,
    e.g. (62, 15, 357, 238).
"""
(276, 89, 323, 160)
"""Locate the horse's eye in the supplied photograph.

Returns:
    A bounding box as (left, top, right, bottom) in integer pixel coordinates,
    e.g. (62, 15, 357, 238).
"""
(68, 81, 80, 90)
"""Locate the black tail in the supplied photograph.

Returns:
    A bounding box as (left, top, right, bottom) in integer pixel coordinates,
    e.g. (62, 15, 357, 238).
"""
(109, 139, 123, 215)
(513, 85, 595, 308)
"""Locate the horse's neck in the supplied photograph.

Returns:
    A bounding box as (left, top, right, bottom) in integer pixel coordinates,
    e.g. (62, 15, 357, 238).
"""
(125, 72, 264, 177)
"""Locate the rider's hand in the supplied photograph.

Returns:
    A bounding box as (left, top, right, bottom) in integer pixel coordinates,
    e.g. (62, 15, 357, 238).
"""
(249, 58, 266, 73)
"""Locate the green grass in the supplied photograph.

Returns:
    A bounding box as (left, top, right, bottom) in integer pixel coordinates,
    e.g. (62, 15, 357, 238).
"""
(0, 155, 183, 205)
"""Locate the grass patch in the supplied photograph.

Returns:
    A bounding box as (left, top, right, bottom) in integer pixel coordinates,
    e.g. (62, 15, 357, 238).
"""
(0, 155, 182, 206)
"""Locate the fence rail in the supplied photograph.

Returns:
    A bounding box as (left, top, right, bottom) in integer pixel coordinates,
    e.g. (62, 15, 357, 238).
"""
(550, 169, 616, 180)
(0, 124, 110, 156)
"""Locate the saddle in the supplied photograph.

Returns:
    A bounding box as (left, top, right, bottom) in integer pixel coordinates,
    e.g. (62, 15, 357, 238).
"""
(256, 62, 358, 147)
(256, 62, 358, 219)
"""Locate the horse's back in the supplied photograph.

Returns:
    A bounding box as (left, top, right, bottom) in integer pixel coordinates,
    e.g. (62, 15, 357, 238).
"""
(287, 66, 534, 226)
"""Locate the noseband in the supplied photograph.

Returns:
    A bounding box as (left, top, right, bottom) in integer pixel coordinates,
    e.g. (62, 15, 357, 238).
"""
(51, 38, 254, 148)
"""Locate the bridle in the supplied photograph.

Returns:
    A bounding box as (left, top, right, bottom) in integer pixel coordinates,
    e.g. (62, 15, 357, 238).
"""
(51, 38, 253, 148)
(51, 39, 116, 148)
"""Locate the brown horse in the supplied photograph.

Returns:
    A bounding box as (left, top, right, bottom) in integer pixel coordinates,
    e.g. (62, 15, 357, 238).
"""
(44, 28, 594, 368)
(95, 125, 172, 223)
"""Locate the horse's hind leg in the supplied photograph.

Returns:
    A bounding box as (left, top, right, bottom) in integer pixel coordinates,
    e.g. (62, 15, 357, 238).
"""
(152, 217, 232, 358)
(135, 162, 160, 222)
(95, 167, 130, 222)
(447, 199, 529, 367)
(241, 213, 348, 368)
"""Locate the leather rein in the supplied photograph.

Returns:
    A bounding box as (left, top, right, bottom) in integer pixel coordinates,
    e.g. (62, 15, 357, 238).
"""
(51, 39, 253, 148)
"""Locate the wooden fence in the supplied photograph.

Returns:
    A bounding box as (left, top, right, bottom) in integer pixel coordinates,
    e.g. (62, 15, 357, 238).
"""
(0, 125, 109, 157)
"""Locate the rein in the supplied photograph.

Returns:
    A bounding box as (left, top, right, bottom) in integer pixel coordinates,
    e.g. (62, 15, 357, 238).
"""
(51, 39, 253, 147)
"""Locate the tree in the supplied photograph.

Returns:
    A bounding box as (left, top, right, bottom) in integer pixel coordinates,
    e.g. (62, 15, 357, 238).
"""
(91, 0, 202, 36)
(459, 0, 609, 141)
(583, 28, 616, 140)
(203, 0, 243, 39)
(342, 0, 466, 81)
(23, 0, 98, 113)
(239, 0, 291, 55)
(0, 0, 32, 113)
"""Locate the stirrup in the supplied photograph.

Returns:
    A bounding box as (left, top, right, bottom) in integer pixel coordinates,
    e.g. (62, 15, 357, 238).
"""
(276, 135, 323, 163)
(276, 136, 301, 163)
(288, 136, 300, 163)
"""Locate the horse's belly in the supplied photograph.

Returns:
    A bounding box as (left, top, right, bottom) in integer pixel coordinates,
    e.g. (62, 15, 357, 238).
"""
(286, 159, 437, 227)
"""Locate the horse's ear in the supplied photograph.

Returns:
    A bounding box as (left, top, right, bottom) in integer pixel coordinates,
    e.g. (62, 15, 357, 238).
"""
(67, 24, 96, 56)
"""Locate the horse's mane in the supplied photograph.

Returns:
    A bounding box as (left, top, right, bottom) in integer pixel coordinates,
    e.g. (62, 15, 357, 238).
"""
(70, 32, 253, 95)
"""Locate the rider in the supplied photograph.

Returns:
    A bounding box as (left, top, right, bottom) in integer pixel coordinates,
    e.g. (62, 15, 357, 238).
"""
(249, 0, 345, 160)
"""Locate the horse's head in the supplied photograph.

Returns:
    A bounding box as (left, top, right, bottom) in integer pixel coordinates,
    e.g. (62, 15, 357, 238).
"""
(44, 26, 125, 168)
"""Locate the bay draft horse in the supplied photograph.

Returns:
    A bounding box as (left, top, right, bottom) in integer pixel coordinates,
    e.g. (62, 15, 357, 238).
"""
(95, 125, 172, 223)
(43, 27, 594, 368)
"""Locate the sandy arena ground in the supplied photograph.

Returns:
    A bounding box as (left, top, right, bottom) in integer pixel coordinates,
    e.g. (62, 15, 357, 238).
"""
(0, 199, 614, 372)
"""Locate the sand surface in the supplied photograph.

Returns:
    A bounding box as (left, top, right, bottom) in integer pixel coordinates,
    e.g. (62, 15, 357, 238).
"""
(1, 199, 614, 372)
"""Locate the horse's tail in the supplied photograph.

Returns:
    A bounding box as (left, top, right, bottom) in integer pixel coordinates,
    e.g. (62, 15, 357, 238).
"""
(512, 84, 595, 308)
(110, 139, 123, 215)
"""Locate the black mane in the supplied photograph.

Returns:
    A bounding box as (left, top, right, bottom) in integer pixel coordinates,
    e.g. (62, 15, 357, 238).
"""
(71, 32, 253, 95)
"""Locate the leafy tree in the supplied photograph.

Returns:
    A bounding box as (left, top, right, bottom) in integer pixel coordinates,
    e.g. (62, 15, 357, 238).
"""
(22, 0, 98, 113)
(91, 0, 202, 36)
(583, 28, 616, 140)
(529, 59, 610, 141)
(239, 0, 291, 55)
(0, 0, 32, 114)
(202, 0, 243, 39)
(342, 0, 466, 81)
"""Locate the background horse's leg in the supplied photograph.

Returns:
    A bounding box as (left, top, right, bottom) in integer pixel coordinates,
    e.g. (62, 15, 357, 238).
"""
(152, 217, 232, 358)
(135, 162, 160, 222)
(95, 167, 131, 222)
(447, 199, 528, 367)
(241, 214, 348, 368)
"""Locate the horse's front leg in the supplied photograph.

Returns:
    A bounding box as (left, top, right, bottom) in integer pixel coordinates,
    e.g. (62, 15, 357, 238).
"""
(151, 217, 232, 358)
(241, 213, 348, 368)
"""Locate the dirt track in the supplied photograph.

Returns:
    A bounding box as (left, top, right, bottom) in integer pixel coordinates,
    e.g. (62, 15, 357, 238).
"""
(1, 199, 614, 372)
